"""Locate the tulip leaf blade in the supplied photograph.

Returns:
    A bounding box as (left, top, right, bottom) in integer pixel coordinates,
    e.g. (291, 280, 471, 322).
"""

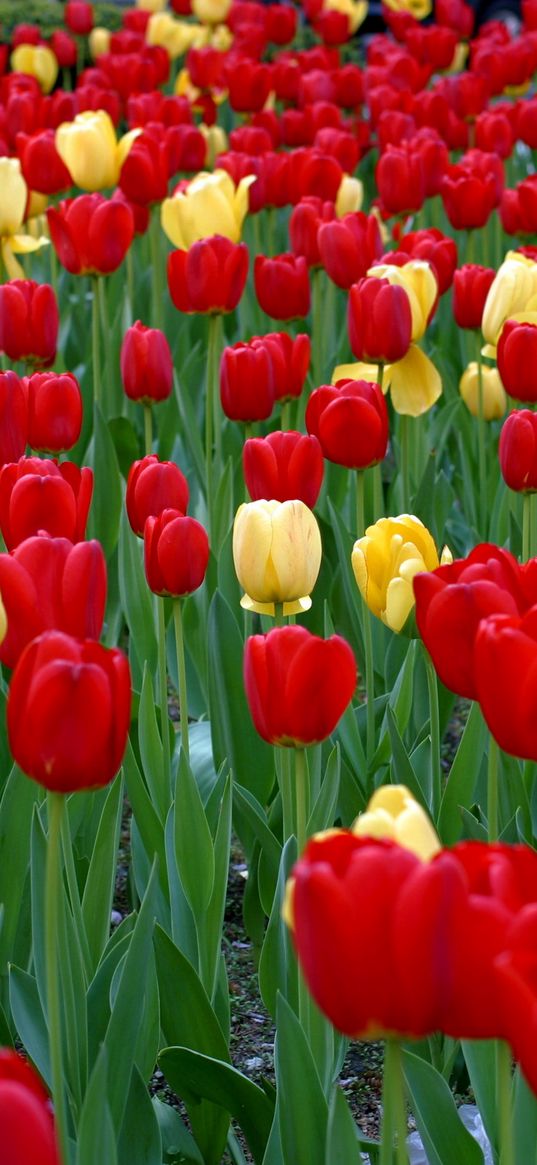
(81, 774, 124, 975)
(326, 1086, 377, 1163)
(117, 1063, 162, 1165)
(259, 839, 298, 1020)
(9, 965, 50, 1087)
(0, 765, 39, 978)
(86, 400, 123, 559)
(307, 743, 341, 836)
(174, 747, 215, 917)
(76, 1046, 117, 1165)
(402, 1047, 485, 1165)
(118, 510, 158, 687)
(460, 1039, 497, 1155)
(437, 702, 487, 845)
(513, 1066, 537, 1165)
(275, 992, 328, 1165)
(152, 1096, 204, 1165)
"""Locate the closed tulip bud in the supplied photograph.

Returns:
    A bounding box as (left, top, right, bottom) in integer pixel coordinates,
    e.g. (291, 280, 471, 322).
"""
(0, 1048, 61, 1165)
(353, 514, 448, 633)
(220, 341, 275, 423)
(289, 197, 335, 269)
(65, 1, 94, 35)
(0, 533, 107, 670)
(0, 372, 28, 466)
(227, 60, 272, 114)
(0, 456, 93, 550)
(233, 499, 322, 615)
(55, 110, 125, 191)
(367, 259, 438, 342)
(120, 321, 173, 404)
(118, 131, 169, 208)
(7, 630, 131, 792)
(398, 227, 457, 297)
(482, 252, 537, 347)
(243, 431, 324, 508)
(126, 454, 189, 536)
(497, 319, 537, 403)
(453, 264, 496, 331)
(0, 281, 58, 368)
(17, 129, 72, 197)
(441, 164, 498, 231)
(191, 0, 232, 22)
(335, 175, 365, 216)
(318, 212, 383, 290)
(254, 253, 310, 320)
(459, 363, 506, 420)
(261, 331, 311, 402)
(348, 277, 412, 365)
(244, 626, 356, 746)
(47, 194, 134, 276)
(144, 508, 209, 596)
(376, 145, 425, 218)
(306, 379, 388, 469)
(167, 236, 249, 315)
(161, 170, 254, 250)
(500, 410, 537, 493)
(25, 371, 83, 452)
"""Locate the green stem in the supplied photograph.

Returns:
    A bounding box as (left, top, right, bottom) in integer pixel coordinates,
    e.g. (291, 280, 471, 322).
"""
(523, 492, 531, 562)
(476, 337, 487, 539)
(400, 415, 410, 511)
(126, 245, 134, 327)
(281, 399, 291, 431)
(46, 793, 70, 1165)
(487, 732, 500, 842)
(531, 492, 537, 559)
(205, 313, 220, 539)
(294, 747, 308, 855)
(92, 276, 101, 407)
(424, 650, 442, 819)
(496, 1040, 514, 1165)
(381, 1040, 408, 1165)
(312, 268, 323, 386)
(173, 599, 189, 764)
(362, 598, 375, 771)
(274, 601, 285, 627)
(356, 469, 366, 538)
(157, 597, 171, 790)
(150, 210, 163, 332)
(267, 206, 276, 256)
(144, 403, 153, 457)
(278, 747, 294, 845)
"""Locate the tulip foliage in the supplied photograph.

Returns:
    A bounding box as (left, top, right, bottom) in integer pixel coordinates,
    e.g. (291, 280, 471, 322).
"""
(4, 2, 537, 1165)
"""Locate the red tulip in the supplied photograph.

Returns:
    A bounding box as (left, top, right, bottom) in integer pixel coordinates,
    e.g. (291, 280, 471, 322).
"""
(226, 60, 272, 114)
(0, 281, 58, 368)
(126, 454, 189, 536)
(167, 236, 249, 315)
(497, 320, 537, 403)
(244, 625, 357, 746)
(120, 321, 173, 404)
(286, 147, 343, 204)
(16, 128, 72, 196)
(440, 164, 498, 231)
(397, 227, 457, 296)
(475, 608, 537, 761)
(452, 264, 496, 330)
(254, 253, 310, 320)
(144, 509, 209, 596)
(318, 212, 383, 291)
(376, 144, 425, 218)
(25, 371, 82, 452)
(435, 0, 474, 36)
(47, 194, 134, 276)
(220, 340, 275, 423)
(0, 457, 93, 550)
(118, 131, 169, 207)
(289, 196, 335, 269)
(8, 630, 131, 792)
(500, 410, 537, 493)
(306, 379, 388, 470)
(49, 29, 78, 69)
(0, 533, 106, 669)
(64, 0, 94, 35)
(0, 371, 28, 466)
(266, 3, 297, 44)
(243, 430, 324, 508)
(0, 1048, 61, 1165)
(348, 277, 412, 364)
(259, 331, 311, 401)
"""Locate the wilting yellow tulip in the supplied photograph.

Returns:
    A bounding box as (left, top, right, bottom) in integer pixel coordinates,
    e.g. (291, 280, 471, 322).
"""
(353, 786, 441, 861)
(11, 44, 58, 94)
(383, 0, 432, 18)
(385, 344, 442, 417)
(335, 175, 364, 216)
(56, 111, 134, 192)
(459, 363, 506, 420)
(161, 169, 254, 249)
(482, 251, 537, 347)
(325, 0, 367, 33)
(352, 514, 450, 633)
(368, 259, 438, 342)
(0, 157, 49, 279)
(233, 500, 322, 616)
(89, 27, 111, 59)
(192, 0, 232, 23)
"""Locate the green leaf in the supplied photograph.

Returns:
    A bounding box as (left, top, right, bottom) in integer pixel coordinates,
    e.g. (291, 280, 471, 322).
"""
(203, 774, 232, 1003)
(138, 664, 169, 823)
(326, 1087, 375, 1164)
(438, 703, 487, 845)
(82, 775, 124, 974)
(461, 1040, 497, 1154)
(86, 401, 123, 558)
(108, 416, 140, 480)
(76, 1047, 117, 1165)
(402, 1048, 484, 1165)
(275, 993, 328, 1165)
(233, 783, 282, 882)
(152, 1097, 204, 1165)
(123, 738, 169, 899)
(259, 839, 298, 1020)
(308, 744, 340, 835)
(118, 511, 158, 685)
(0, 766, 39, 975)
(174, 750, 215, 917)
(118, 1064, 162, 1165)
(386, 706, 426, 806)
(513, 1066, 537, 1165)
(9, 966, 49, 1086)
(154, 924, 228, 1060)
(159, 1047, 274, 1165)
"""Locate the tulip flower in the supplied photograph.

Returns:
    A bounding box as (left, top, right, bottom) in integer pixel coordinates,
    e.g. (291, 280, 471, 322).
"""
(0, 158, 49, 280)
(161, 170, 254, 250)
(0, 372, 28, 466)
(65, 0, 94, 34)
(353, 785, 441, 861)
(289, 197, 335, 269)
(144, 508, 209, 597)
(0, 457, 93, 550)
(497, 318, 537, 403)
(441, 164, 498, 231)
(167, 236, 249, 314)
(500, 410, 537, 493)
(126, 454, 189, 537)
(475, 609, 537, 762)
(459, 363, 506, 421)
(120, 321, 173, 404)
(452, 265, 496, 331)
(482, 251, 537, 348)
(55, 109, 134, 192)
(243, 431, 324, 508)
(367, 260, 438, 344)
(192, 0, 232, 22)
(7, 629, 131, 792)
(244, 625, 357, 746)
(397, 228, 457, 297)
(220, 340, 275, 424)
(348, 277, 412, 365)
(261, 332, 311, 402)
(383, 344, 442, 417)
(25, 371, 83, 452)
(305, 379, 389, 469)
(254, 253, 310, 321)
(10, 44, 58, 94)
(118, 130, 170, 208)
(352, 514, 449, 634)
(47, 194, 135, 277)
(0, 533, 107, 670)
(376, 145, 426, 218)
(0, 281, 58, 367)
(233, 499, 322, 615)
(317, 212, 383, 290)
(16, 129, 72, 197)
(0, 1048, 61, 1165)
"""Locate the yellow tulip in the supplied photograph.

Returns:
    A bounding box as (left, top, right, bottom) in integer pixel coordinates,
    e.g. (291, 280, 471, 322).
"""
(352, 514, 449, 633)
(56, 111, 132, 192)
(482, 251, 537, 347)
(459, 363, 506, 420)
(335, 175, 363, 216)
(88, 27, 111, 59)
(368, 259, 438, 342)
(353, 786, 441, 861)
(385, 344, 442, 417)
(147, 13, 200, 56)
(233, 500, 322, 616)
(383, 0, 432, 18)
(200, 124, 228, 169)
(192, 0, 232, 23)
(161, 169, 254, 249)
(0, 157, 49, 279)
(11, 44, 58, 94)
(332, 361, 380, 385)
(137, 0, 166, 10)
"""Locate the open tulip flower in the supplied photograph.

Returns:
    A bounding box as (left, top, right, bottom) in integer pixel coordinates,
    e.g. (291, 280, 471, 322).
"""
(54, 109, 135, 192)
(161, 169, 254, 249)
(352, 514, 450, 634)
(233, 499, 322, 616)
(0, 157, 49, 280)
(47, 194, 134, 276)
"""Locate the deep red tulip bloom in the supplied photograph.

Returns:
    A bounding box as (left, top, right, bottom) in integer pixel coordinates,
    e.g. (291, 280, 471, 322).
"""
(440, 165, 498, 231)
(376, 145, 425, 218)
(49, 29, 78, 69)
(405, 24, 457, 70)
(413, 544, 537, 701)
(452, 264, 496, 331)
(259, 331, 311, 401)
(0, 456, 93, 550)
(47, 194, 134, 276)
(126, 454, 189, 537)
(64, 1, 94, 35)
(168, 236, 249, 315)
(118, 131, 169, 207)
(318, 212, 383, 291)
(306, 379, 389, 470)
(0, 533, 106, 670)
(286, 147, 343, 204)
(289, 196, 335, 269)
(497, 320, 537, 403)
(495, 905, 537, 1095)
(16, 128, 72, 196)
(7, 630, 131, 793)
(0, 281, 58, 367)
(475, 608, 537, 761)
(220, 340, 275, 423)
(226, 60, 272, 114)
(243, 430, 324, 508)
(144, 508, 209, 597)
(348, 277, 412, 365)
(266, 3, 297, 44)
(411, 129, 450, 199)
(436, 0, 474, 36)
(187, 46, 225, 90)
(0, 371, 27, 466)
(398, 227, 457, 297)
(475, 111, 514, 161)
(25, 371, 82, 453)
(500, 410, 537, 493)
(0, 1048, 61, 1165)
(254, 253, 310, 320)
(244, 625, 357, 747)
(11, 23, 41, 46)
(120, 321, 173, 404)
(112, 188, 150, 237)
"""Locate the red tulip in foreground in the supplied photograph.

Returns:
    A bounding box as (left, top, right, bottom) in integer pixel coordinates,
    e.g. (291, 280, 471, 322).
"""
(120, 321, 173, 404)
(348, 277, 412, 365)
(25, 371, 83, 453)
(0, 280, 59, 367)
(47, 194, 135, 276)
(144, 509, 209, 596)
(254, 253, 310, 320)
(0, 1048, 61, 1165)
(499, 410, 537, 493)
(126, 454, 189, 536)
(244, 626, 356, 746)
(167, 236, 249, 314)
(7, 630, 131, 792)
(475, 608, 537, 761)
(305, 379, 389, 469)
(243, 430, 324, 508)
(0, 457, 93, 550)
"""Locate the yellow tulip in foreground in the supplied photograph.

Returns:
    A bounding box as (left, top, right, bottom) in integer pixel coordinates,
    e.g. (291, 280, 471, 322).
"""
(352, 514, 451, 633)
(161, 170, 254, 249)
(56, 111, 137, 193)
(459, 363, 506, 420)
(353, 785, 441, 861)
(233, 499, 322, 616)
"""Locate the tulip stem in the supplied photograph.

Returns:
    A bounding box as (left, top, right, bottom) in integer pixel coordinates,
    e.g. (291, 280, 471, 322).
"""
(476, 338, 488, 539)
(205, 313, 220, 539)
(424, 649, 442, 819)
(312, 268, 323, 386)
(281, 399, 291, 431)
(357, 472, 375, 769)
(496, 1040, 514, 1165)
(157, 597, 171, 794)
(173, 599, 189, 764)
(487, 733, 500, 842)
(399, 415, 411, 511)
(381, 1040, 408, 1165)
(523, 492, 531, 562)
(126, 245, 134, 326)
(144, 404, 153, 456)
(294, 747, 308, 854)
(278, 748, 294, 844)
(274, 601, 285, 627)
(150, 209, 164, 332)
(92, 276, 101, 406)
(46, 792, 70, 1165)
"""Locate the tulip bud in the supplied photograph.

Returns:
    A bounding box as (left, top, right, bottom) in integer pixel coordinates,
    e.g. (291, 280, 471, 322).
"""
(499, 409, 537, 493)
(243, 431, 324, 508)
(25, 371, 83, 452)
(144, 509, 209, 596)
(348, 277, 412, 365)
(497, 319, 537, 403)
(47, 193, 134, 276)
(167, 236, 249, 314)
(459, 362, 506, 420)
(452, 264, 496, 331)
(306, 379, 388, 470)
(254, 253, 311, 320)
(353, 785, 441, 861)
(120, 321, 173, 404)
(233, 499, 322, 616)
(0, 457, 93, 550)
(126, 454, 189, 537)
(0, 280, 58, 367)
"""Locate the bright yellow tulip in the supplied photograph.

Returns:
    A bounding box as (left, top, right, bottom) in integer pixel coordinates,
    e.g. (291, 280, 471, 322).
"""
(0, 157, 49, 279)
(352, 514, 450, 633)
(233, 500, 322, 616)
(383, 0, 432, 18)
(459, 363, 506, 420)
(161, 169, 254, 249)
(88, 27, 111, 58)
(482, 251, 537, 347)
(192, 0, 232, 23)
(11, 44, 58, 94)
(335, 175, 364, 216)
(353, 786, 441, 860)
(385, 344, 442, 417)
(147, 13, 201, 56)
(55, 111, 135, 192)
